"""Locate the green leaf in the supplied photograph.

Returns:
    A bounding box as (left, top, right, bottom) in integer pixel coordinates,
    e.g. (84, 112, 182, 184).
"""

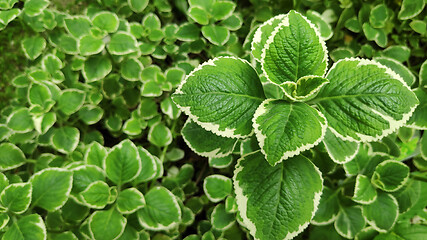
(107, 31, 138, 55)
(141, 80, 162, 97)
(410, 20, 427, 35)
(0, 0, 18, 10)
(91, 11, 119, 33)
(209, 155, 233, 169)
(137, 186, 181, 231)
(371, 160, 410, 192)
(221, 13, 242, 31)
(203, 174, 232, 203)
(393, 179, 421, 213)
(23, 0, 48, 17)
(57, 34, 78, 54)
(128, 0, 148, 12)
(7, 108, 33, 133)
(0, 213, 9, 230)
(57, 89, 85, 115)
(211, 1, 235, 21)
(78, 105, 104, 125)
(89, 208, 127, 240)
(188, 6, 209, 25)
(133, 147, 158, 184)
(80, 181, 110, 209)
(79, 34, 105, 56)
(30, 168, 73, 211)
(306, 10, 333, 40)
(234, 151, 323, 240)
(262, 11, 328, 85)
(311, 186, 339, 225)
(362, 192, 399, 232)
(21, 36, 46, 60)
(0, 182, 32, 214)
(279, 75, 329, 102)
(160, 97, 181, 119)
(211, 203, 235, 230)
(369, 4, 388, 28)
(172, 57, 265, 138)
(406, 88, 427, 129)
(398, 0, 425, 20)
(353, 174, 377, 204)
(71, 165, 105, 194)
(314, 58, 418, 142)
(374, 57, 416, 86)
(2, 214, 46, 240)
(201, 25, 230, 46)
(142, 13, 161, 29)
(334, 206, 365, 239)
(82, 55, 112, 82)
(323, 128, 359, 164)
(251, 14, 286, 62)
(0, 8, 20, 27)
(176, 23, 200, 41)
(148, 122, 172, 147)
(84, 142, 107, 168)
(52, 127, 80, 154)
(0, 143, 26, 171)
(120, 58, 143, 81)
(117, 188, 145, 214)
(253, 100, 327, 166)
(381, 45, 411, 63)
(64, 16, 91, 38)
(104, 139, 141, 185)
(182, 119, 238, 158)
(41, 54, 62, 73)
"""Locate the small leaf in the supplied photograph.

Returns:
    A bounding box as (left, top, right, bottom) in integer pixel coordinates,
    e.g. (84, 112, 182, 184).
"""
(160, 97, 181, 119)
(30, 168, 73, 211)
(188, 6, 209, 25)
(57, 89, 86, 115)
(137, 186, 181, 231)
(84, 142, 107, 168)
(79, 34, 105, 56)
(92, 11, 119, 33)
(117, 188, 145, 214)
(41, 54, 63, 73)
(141, 80, 162, 97)
(120, 58, 143, 81)
(71, 165, 105, 195)
(0, 143, 26, 171)
(406, 88, 427, 129)
(251, 14, 286, 62)
(23, 0, 48, 17)
(104, 139, 141, 185)
(211, 203, 234, 230)
(234, 152, 323, 240)
(89, 208, 127, 240)
(253, 100, 327, 166)
(362, 192, 399, 232)
(7, 108, 33, 133)
(323, 128, 359, 164)
(176, 23, 200, 41)
(2, 214, 46, 240)
(21, 36, 46, 60)
(0, 213, 9, 230)
(0, 182, 32, 214)
(128, 0, 148, 12)
(64, 16, 92, 38)
(172, 57, 265, 138)
(52, 127, 80, 154)
(398, 0, 425, 20)
(334, 206, 365, 239)
(369, 4, 388, 28)
(80, 181, 110, 209)
(148, 122, 172, 147)
(280, 75, 329, 102)
(107, 31, 138, 55)
(312, 186, 339, 225)
(133, 147, 158, 184)
(78, 105, 104, 125)
(203, 174, 232, 203)
(201, 25, 230, 46)
(82, 55, 112, 82)
(381, 45, 411, 63)
(374, 57, 416, 86)
(371, 160, 410, 192)
(306, 10, 333, 40)
(211, 1, 235, 21)
(353, 175, 377, 204)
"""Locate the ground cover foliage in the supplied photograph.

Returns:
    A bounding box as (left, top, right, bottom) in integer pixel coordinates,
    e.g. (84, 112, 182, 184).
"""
(0, 0, 426, 239)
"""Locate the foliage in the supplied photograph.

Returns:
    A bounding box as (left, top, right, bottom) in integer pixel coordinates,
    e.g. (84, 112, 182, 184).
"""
(0, 0, 426, 239)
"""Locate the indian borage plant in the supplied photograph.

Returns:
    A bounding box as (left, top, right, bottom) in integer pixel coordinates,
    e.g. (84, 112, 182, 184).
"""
(172, 10, 420, 240)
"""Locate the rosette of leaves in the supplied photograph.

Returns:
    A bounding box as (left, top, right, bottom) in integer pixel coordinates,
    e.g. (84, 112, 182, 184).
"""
(172, 10, 419, 240)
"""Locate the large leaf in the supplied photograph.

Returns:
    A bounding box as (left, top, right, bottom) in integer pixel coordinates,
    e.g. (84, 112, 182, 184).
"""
(253, 100, 327, 166)
(314, 58, 419, 142)
(172, 57, 265, 138)
(261, 10, 328, 85)
(234, 151, 323, 240)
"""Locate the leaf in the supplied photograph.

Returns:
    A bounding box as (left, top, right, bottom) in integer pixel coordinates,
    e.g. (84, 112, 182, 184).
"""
(82, 55, 112, 82)
(306, 10, 333, 40)
(0, 143, 26, 171)
(279, 75, 329, 102)
(201, 25, 230, 46)
(7, 108, 33, 133)
(262, 11, 328, 85)
(253, 100, 327, 166)
(21, 36, 46, 60)
(398, 0, 425, 20)
(148, 122, 172, 147)
(172, 57, 265, 138)
(211, 203, 235, 230)
(369, 4, 388, 28)
(381, 45, 411, 63)
(209, 155, 233, 169)
(71, 165, 105, 194)
(221, 13, 242, 31)
(117, 188, 145, 214)
(188, 6, 209, 25)
(30, 168, 73, 211)
(78, 35, 105, 56)
(234, 151, 323, 240)
(0, 0, 18, 10)
(362, 192, 399, 232)
(133, 147, 157, 184)
(142, 13, 161, 29)
(371, 160, 410, 192)
(107, 31, 138, 55)
(52, 127, 80, 154)
(160, 97, 181, 119)
(353, 174, 377, 204)
(89, 208, 127, 240)
(23, 0, 48, 17)
(393, 179, 421, 213)
(91, 11, 119, 33)
(311, 186, 339, 225)
(57, 89, 85, 115)
(128, 0, 148, 12)
(0, 213, 9, 230)
(84, 142, 107, 168)
(137, 186, 181, 231)
(176, 23, 200, 41)
(64, 16, 92, 38)
(141, 80, 162, 97)
(2, 214, 46, 240)
(0, 8, 20, 27)
(211, 1, 235, 21)
(120, 58, 143, 81)
(314, 58, 418, 142)
(80, 181, 110, 209)
(334, 206, 365, 239)
(78, 105, 104, 125)
(104, 139, 141, 185)
(323, 128, 359, 164)
(41, 54, 62, 73)
(374, 57, 416, 86)
(182, 119, 238, 158)
(406, 88, 427, 129)
(251, 14, 286, 62)
(203, 174, 232, 203)
(0, 182, 32, 214)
